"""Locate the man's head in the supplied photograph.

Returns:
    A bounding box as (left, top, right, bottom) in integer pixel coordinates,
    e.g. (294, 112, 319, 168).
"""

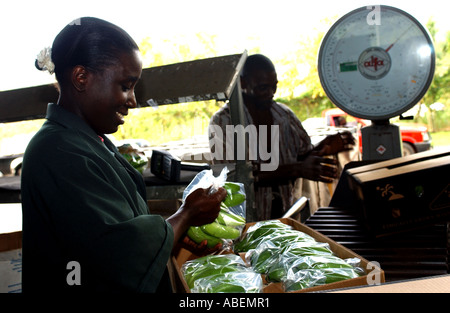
(241, 54, 278, 108)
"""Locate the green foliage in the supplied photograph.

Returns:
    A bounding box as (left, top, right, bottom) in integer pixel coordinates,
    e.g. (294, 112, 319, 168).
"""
(416, 20, 450, 131)
(117, 20, 450, 142)
(2, 18, 450, 148)
(430, 131, 450, 146)
(114, 101, 222, 144)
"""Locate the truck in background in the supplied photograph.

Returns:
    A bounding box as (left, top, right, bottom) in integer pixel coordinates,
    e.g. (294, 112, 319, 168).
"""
(322, 108, 432, 156)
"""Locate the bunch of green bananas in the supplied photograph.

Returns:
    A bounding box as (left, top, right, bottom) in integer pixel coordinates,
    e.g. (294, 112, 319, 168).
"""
(249, 241, 334, 275)
(192, 271, 263, 293)
(266, 253, 359, 283)
(237, 220, 364, 291)
(187, 182, 246, 248)
(182, 254, 262, 293)
(234, 220, 316, 253)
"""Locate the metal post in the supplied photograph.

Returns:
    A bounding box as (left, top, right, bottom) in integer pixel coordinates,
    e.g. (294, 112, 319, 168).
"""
(228, 82, 256, 222)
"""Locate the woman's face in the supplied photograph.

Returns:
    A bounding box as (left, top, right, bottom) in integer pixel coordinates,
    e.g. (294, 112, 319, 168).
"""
(81, 50, 142, 134)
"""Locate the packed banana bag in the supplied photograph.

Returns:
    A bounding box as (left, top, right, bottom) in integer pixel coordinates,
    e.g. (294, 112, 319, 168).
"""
(182, 168, 246, 249)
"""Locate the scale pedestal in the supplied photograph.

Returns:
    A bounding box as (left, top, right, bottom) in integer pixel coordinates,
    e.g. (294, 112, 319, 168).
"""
(361, 120, 402, 160)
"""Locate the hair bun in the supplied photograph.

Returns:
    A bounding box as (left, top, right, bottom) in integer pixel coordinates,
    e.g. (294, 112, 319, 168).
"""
(35, 47, 55, 74)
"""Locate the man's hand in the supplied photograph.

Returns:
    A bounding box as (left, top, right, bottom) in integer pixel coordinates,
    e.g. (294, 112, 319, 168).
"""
(314, 131, 355, 156)
(297, 154, 338, 183)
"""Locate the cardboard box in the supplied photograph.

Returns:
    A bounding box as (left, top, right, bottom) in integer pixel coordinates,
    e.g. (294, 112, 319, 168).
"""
(171, 218, 385, 293)
(347, 149, 450, 237)
(328, 274, 450, 293)
(0, 203, 22, 252)
(0, 203, 22, 293)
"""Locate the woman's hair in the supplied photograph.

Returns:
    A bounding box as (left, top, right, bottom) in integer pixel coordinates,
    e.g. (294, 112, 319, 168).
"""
(35, 17, 139, 83)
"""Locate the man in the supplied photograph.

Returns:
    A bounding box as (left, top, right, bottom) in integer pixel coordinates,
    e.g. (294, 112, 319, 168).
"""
(208, 54, 354, 220)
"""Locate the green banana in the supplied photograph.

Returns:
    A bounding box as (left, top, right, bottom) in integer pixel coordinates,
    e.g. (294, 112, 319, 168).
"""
(201, 222, 240, 240)
(224, 182, 241, 193)
(216, 209, 246, 227)
(186, 226, 222, 248)
(223, 193, 246, 208)
(282, 243, 334, 257)
(209, 283, 247, 293)
(266, 266, 286, 282)
(222, 182, 246, 208)
(185, 265, 242, 289)
(250, 248, 279, 273)
(182, 255, 250, 290)
(321, 268, 360, 284)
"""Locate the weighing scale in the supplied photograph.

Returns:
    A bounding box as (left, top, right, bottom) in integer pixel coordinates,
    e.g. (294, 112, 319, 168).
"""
(318, 5, 435, 160)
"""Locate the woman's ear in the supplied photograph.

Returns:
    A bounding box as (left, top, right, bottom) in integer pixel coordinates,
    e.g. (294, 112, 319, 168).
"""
(71, 65, 88, 92)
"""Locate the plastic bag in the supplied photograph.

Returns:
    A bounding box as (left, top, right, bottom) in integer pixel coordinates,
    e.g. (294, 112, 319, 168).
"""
(181, 254, 248, 289)
(284, 267, 362, 292)
(234, 220, 315, 253)
(237, 221, 365, 288)
(191, 271, 263, 293)
(265, 249, 362, 284)
(245, 241, 281, 274)
(276, 254, 364, 291)
(280, 241, 334, 256)
(182, 167, 228, 199)
(182, 167, 246, 248)
(181, 254, 263, 293)
(247, 240, 336, 276)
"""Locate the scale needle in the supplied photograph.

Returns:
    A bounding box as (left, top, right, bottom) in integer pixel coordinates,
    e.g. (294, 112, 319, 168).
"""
(385, 24, 414, 52)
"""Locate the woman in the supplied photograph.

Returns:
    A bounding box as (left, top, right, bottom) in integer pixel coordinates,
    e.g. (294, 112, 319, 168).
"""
(21, 17, 226, 293)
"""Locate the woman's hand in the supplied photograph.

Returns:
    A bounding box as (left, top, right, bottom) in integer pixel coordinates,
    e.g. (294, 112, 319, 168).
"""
(182, 186, 227, 226)
(180, 235, 224, 256)
(166, 186, 227, 247)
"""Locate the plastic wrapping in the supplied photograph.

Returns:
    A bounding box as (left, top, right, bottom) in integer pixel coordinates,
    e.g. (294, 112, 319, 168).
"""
(234, 220, 315, 253)
(181, 254, 262, 293)
(283, 259, 363, 292)
(245, 241, 281, 274)
(182, 168, 246, 248)
(235, 220, 365, 291)
(191, 271, 263, 293)
(247, 240, 335, 275)
(267, 253, 364, 291)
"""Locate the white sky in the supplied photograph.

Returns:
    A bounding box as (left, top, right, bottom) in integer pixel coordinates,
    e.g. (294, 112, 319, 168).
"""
(1, 0, 449, 91)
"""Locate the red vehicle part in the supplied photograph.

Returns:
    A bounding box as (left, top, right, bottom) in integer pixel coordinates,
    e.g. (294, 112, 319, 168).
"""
(322, 108, 432, 156)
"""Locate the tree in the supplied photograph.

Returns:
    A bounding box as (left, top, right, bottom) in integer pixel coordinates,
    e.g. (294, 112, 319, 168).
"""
(420, 20, 450, 131)
(114, 34, 226, 143)
(273, 18, 336, 120)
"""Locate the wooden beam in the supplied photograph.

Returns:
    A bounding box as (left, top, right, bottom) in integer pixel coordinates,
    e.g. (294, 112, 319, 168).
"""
(0, 84, 59, 123)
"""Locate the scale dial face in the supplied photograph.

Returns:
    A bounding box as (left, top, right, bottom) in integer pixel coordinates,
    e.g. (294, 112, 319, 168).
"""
(318, 5, 435, 120)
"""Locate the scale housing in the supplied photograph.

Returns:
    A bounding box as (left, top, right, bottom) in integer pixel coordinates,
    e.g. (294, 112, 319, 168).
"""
(318, 5, 435, 160)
